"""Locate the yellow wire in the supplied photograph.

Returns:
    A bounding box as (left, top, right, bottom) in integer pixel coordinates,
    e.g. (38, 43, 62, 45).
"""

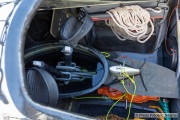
(74, 71, 136, 120)
(121, 80, 132, 95)
(121, 71, 136, 120)
(101, 52, 110, 58)
(127, 83, 136, 120)
(106, 94, 126, 120)
(149, 106, 164, 120)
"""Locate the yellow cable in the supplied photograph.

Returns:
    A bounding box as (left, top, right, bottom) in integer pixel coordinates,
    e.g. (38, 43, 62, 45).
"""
(121, 71, 136, 120)
(149, 105, 164, 113)
(74, 71, 136, 120)
(149, 106, 165, 120)
(121, 80, 132, 95)
(101, 52, 110, 58)
(126, 83, 136, 120)
(106, 94, 126, 120)
(123, 71, 135, 84)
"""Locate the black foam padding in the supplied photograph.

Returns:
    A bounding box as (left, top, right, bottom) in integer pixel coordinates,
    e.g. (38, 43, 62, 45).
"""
(61, 16, 81, 40)
(26, 68, 59, 106)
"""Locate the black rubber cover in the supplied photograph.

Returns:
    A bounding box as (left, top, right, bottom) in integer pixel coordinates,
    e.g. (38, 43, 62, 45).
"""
(26, 68, 59, 106)
(60, 14, 93, 47)
(61, 16, 81, 40)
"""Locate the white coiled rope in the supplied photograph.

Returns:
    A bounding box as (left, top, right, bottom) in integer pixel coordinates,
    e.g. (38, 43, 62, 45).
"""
(105, 5, 162, 43)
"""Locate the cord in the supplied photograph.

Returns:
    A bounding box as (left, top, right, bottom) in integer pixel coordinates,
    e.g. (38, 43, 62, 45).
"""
(122, 71, 136, 120)
(121, 80, 132, 95)
(105, 70, 135, 120)
(165, 4, 180, 56)
(149, 105, 164, 113)
(101, 52, 110, 58)
(106, 94, 125, 120)
(105, 5, 160, 43)
(149, 105, 165, 120)
(75, 71, 136, 120)
(159, 99, 170, 120)
(73, 94, 126, 120)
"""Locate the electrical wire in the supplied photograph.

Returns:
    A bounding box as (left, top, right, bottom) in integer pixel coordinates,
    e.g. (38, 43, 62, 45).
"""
(74, 72, 136, 120)
(73, 94, 127, 120)
(165, 4, 180, 56)
(106, 94, 125, 120)
(149, 106, 164, 120)
(122, 71, 136, 120)
(105, 5, 160, 43)
(101, 52, 110, 58)
(149, 105, 164, 113)
(121, 80, 132, 95)
(159, 99, 170, 120)
(107, 70, 136, 120)
(105, 72, 134, 119)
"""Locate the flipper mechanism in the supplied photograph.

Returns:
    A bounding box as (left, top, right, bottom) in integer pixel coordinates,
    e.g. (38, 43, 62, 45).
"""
(33, 61, 95, 85)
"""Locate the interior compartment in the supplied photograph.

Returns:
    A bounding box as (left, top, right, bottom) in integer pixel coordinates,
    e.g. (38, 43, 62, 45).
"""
(22, 0, 180, 119)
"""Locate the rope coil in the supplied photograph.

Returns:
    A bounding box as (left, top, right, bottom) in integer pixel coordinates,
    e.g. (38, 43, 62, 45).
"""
(105, 5, 161, 43)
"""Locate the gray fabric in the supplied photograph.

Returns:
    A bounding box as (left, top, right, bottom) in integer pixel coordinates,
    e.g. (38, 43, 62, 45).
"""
(106, 58, 179, 98)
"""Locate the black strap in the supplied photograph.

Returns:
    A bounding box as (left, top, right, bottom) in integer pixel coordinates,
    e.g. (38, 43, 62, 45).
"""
(60, 11, 93, 47)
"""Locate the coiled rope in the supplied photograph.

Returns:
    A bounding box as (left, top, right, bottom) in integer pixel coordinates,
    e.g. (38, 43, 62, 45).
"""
(105, 5, 162, 43)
